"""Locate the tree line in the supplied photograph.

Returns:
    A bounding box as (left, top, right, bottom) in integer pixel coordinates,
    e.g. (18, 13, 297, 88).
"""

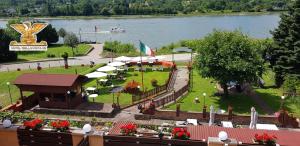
(0, 0, 292, 17)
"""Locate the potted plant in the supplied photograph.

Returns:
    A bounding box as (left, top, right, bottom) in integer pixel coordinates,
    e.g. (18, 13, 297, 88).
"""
(254, 133, 277, 146)
(120, 123, 137, 136)
(172, 127, 190, 140)
(23, 118, 44, 130)
(50, 120, 70, 132)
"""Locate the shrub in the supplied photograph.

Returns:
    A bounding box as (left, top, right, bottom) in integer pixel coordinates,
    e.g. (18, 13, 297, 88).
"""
(47, 54, 56, 58)
(124, 80, 141, 94)
(151, 79, 158, 87)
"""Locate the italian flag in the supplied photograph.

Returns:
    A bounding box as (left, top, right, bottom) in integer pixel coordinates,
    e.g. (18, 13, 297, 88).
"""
(139, 41, 155, 56)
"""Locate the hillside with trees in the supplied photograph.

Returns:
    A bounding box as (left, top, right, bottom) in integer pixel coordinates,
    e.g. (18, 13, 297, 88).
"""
(0, 0, 292, 17)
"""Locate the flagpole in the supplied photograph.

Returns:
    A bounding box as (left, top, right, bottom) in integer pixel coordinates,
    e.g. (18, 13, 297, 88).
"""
(139, 41, 145, 93)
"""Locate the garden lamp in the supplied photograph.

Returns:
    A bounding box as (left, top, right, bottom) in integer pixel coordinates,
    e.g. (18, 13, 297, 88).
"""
(6, 82, 12, 104)
(280, 95, 285, 110)
(203, 93, 207, 107)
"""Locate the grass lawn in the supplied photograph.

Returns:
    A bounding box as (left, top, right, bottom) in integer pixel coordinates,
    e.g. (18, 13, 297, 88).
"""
(17, 44, 91, 61)
(254, 70, 300, 117)
(0, 66, 92, 107)
(164, 69, 264, 115)
(84, 67, 171, 107)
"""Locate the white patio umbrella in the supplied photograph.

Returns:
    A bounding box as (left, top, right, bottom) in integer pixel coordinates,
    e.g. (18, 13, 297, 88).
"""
(97, 66, 116, 72)
(209, 105, 215, 126)
(85, 72, 107, 78)
(115, 56, 132, 62)
(149, 56, 166, 61)
(253, 111, 258, 129)
(107, 61, 125, 67)
(131, 56, 148, 62)
(249, 107, 255, 129)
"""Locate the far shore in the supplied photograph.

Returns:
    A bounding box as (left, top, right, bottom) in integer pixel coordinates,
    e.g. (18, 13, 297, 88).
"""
(0, 11, 282, 20)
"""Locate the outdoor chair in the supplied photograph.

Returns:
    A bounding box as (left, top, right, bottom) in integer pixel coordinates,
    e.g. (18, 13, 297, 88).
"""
(159, 66, 164, 71)
(135, 67, 140, 71)
(152, 67, 157, 71)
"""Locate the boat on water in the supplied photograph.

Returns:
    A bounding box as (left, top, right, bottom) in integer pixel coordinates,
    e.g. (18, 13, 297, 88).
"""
(110, 27, 126, 33)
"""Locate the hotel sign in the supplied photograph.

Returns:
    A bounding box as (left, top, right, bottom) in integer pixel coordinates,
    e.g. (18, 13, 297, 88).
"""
(9, 22, 48, 51)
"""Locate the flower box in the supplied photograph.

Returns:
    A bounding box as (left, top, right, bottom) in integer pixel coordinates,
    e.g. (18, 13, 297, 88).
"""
(103, 135, 206, 146)
(17, 126, 73, 146)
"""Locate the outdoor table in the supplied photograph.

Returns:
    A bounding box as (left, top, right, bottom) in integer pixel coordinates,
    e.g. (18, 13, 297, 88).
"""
(99, 79, 108, 86)
(175, 121, 187, 127)
(86, 87, 97, 94)
(208, 137, 237, 146)
(256, 124, 279, 130)
(221, 121, 233, 128)
(89, 94, 98, 102)
(186, 119, 198, 125)
(108, 73, 117, 79)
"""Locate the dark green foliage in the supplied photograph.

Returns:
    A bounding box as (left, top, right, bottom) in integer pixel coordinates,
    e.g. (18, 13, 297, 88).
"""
(37, 24, 59, 44)
(195, 30, 265, 97)
(58, 28, 67, 38)
(0, 29, 17, 63)
(64, 32, 79, 56)
(269, 0, 300, 86)
(0, 0, 292, 17)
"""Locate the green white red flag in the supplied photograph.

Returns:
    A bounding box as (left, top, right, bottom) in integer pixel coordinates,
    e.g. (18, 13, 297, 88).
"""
(139, 41, 155, 56)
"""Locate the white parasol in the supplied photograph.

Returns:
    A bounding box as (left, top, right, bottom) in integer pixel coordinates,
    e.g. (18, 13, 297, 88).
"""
(97, 66, 116, 72)
(85, 72, 107, 78)
(131, 56, 149, 62)
(107, 61, 126, 67)
(209, 105, 215, 126)
(115, 56, 132, 62)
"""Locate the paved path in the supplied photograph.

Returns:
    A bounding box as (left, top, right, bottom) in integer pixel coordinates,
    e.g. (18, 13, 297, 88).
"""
(0, 43, 192, 72)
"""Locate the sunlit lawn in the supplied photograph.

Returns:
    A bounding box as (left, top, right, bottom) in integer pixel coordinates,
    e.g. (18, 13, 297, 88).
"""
(254, 70, 300, 117)
(164, 69, 264, 115)
(0, 66, 91, 107)
(84, 67, 171, 107)
(17, 44, 91, 61)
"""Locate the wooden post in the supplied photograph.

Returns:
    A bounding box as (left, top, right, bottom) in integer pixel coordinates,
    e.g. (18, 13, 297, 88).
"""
(176, 104, 180, 117)
(228, 106, 233, 120)
(19, 89, 24, 110)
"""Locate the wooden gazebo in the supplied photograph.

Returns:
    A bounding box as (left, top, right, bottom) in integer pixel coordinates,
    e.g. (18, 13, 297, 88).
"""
(14, 73, 87, 109)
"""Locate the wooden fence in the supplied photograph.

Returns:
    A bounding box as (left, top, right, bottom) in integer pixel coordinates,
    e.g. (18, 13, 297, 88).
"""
(132, 84, 167, 104)
(131, 67, 176, 104)
(153, 84, 189, 107)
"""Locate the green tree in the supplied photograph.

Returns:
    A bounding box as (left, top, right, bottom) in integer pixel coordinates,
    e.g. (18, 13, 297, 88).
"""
(195, 30, 265, 97)
(58, 28, 67, 40)
(64, 32, 79, 56)
(0, 29, 17, 63)
(37, 24, 59, 45)
(269, 0, 300, 87)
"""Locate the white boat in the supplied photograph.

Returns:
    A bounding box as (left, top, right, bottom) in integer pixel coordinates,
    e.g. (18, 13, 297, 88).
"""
(110, 27, 126, 33)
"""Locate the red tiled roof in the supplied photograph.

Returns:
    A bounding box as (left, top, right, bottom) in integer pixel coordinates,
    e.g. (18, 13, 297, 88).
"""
(109, 121, 134, 135)
(14, 73, 86, 87)
(188, 125, 300, 146)
(109, 122, 300, 146)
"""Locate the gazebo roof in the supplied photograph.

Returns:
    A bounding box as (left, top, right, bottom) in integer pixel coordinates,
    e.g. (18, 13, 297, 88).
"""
(14, 73, 87, 87)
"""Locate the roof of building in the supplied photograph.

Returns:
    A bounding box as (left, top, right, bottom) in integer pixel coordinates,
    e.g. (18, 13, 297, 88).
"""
(110, 121, 300, 146)
(14, 73, 86, 87)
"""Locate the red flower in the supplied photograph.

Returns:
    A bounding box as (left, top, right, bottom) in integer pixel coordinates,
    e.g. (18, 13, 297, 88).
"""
(23, 118, 43, 129)
(172, 127, 190, 140)
(120, 124, 137, 136)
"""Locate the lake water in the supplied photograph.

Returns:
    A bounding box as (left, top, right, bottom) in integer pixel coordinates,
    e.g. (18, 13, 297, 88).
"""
(0, 14, 280, 48)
